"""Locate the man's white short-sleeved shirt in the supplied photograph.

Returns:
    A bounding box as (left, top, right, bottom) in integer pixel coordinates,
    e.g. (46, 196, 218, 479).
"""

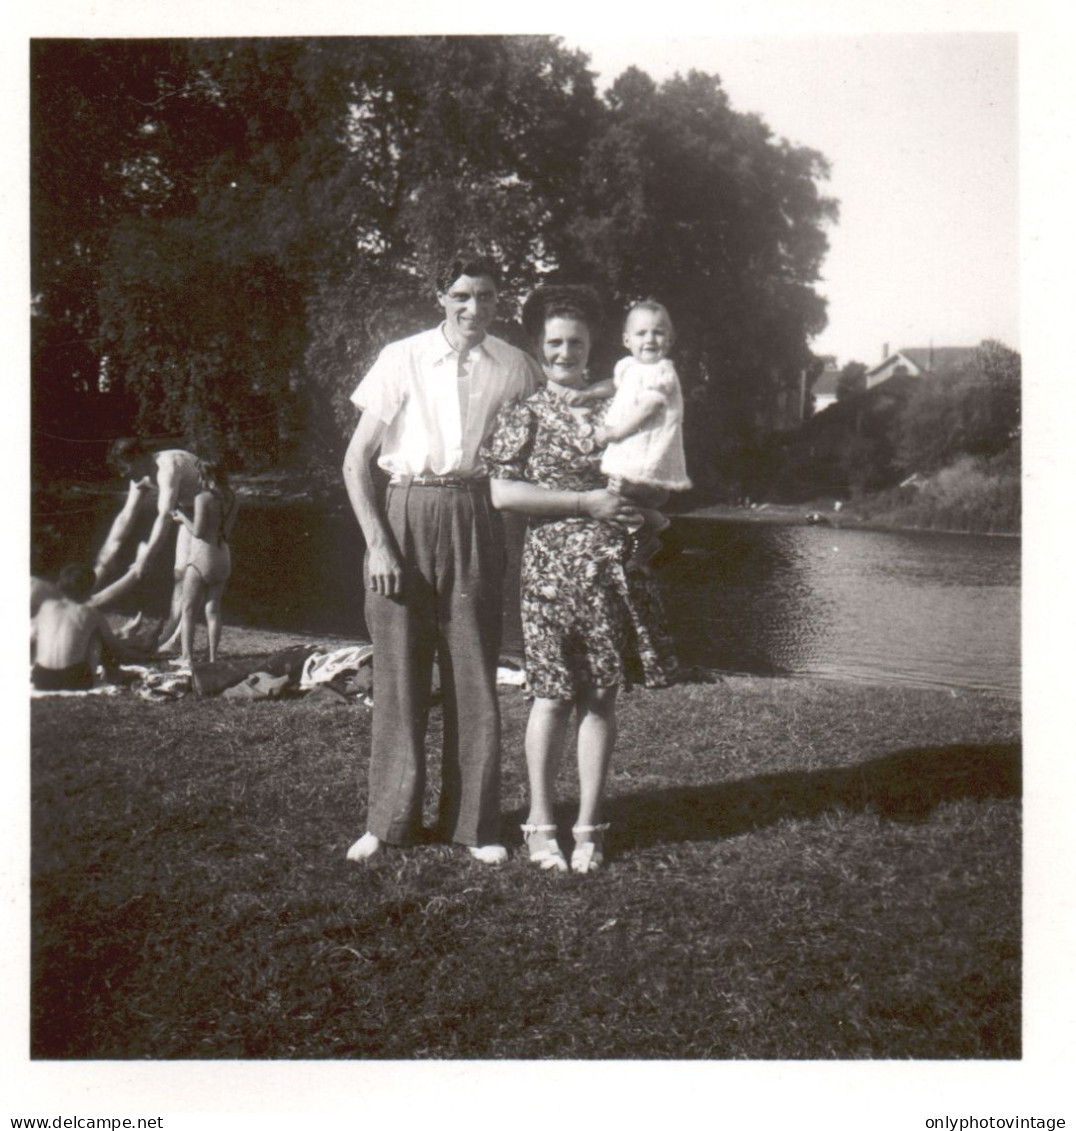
(351, 325, 539, 477)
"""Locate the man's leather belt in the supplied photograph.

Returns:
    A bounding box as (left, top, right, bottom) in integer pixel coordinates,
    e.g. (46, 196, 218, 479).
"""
(389, 474, 487, 489)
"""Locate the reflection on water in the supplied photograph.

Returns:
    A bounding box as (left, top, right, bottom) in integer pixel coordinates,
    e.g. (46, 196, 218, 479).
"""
(661, 520, 1020, 696)
(33, 500, 1020, 696)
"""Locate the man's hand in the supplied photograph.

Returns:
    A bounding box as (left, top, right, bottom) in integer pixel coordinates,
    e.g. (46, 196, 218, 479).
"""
(366, 542, 404, 598)
(561, 386, 595, 407)
(561, 378, 615, 407)
(131, 540, 152, 580)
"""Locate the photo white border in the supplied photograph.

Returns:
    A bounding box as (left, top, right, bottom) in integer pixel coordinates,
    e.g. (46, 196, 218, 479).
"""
(6, 1, 1071, 1126)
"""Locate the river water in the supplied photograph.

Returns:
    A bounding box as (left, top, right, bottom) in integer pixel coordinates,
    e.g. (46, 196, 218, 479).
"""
(658, 517, 1019, 696)
(36, 501, 1020, 697)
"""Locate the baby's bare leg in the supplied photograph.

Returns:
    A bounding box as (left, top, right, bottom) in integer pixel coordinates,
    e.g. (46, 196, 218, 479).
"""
(613, 483, 671, 570)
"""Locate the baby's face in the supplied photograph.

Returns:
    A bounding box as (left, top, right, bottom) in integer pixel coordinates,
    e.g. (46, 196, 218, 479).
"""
(623, 309, 672, 364)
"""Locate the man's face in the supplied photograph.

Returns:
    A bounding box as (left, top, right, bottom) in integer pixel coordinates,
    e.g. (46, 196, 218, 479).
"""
(438, 274, 498, 347)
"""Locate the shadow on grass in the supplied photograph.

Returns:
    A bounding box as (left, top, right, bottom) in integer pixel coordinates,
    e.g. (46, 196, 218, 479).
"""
(510, 742, 1020, 850)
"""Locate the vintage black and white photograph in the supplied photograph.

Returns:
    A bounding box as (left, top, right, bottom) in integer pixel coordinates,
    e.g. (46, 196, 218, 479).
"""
(12, 0, 1072, 1122)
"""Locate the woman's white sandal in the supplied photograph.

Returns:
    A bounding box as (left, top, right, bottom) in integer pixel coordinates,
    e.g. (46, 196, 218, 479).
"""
(521, 824, 569, 872)
(571, 823, 610, 874)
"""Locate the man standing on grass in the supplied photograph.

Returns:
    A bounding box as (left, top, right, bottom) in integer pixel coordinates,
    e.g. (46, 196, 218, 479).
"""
(342, 253, 540, 865)
(93, 438, 205, 646)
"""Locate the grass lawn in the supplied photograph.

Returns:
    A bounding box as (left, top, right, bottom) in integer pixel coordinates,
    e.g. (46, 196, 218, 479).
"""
(30, 630, 1020, 1059)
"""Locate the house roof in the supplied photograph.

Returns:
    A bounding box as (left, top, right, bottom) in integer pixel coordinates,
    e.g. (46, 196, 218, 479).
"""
(899, 347, 978, 373)
(800, 371, 922, 434)
(867, 346, 978, 379)
(811, 367, 840, 397)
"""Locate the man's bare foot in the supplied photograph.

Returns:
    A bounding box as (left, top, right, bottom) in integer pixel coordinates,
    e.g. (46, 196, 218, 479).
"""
(346, 832, 383, 861)
(157, 636, 181, 656)
(116, 611, 143, 639)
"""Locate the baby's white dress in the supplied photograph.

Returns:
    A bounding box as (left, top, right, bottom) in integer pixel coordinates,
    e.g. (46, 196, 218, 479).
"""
(599, 357, 692, 490)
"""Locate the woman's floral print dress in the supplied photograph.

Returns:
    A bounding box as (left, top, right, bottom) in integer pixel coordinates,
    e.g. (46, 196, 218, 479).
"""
(484, 386, 679, 700)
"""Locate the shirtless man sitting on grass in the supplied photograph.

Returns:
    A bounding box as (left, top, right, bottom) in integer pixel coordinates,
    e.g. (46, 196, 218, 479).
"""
(31, 564, 144, 691)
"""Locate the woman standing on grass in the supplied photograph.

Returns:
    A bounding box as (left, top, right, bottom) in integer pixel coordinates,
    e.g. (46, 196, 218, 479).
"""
(484, 285, 679, 873)
(170, 461, 238, 666)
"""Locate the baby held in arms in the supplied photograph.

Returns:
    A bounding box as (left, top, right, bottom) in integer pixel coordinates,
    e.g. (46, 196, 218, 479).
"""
(581, 300, 692, 568)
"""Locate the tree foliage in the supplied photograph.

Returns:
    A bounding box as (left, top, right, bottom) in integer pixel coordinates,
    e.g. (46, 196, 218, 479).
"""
(564, 69, 836, 444)
(836, 360, 868, 401)
(31, 37, 837, 486)
(896, 340, 1021, 474)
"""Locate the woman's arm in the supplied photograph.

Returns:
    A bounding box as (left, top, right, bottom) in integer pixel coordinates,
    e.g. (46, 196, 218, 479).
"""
(490, 478, 640, 523)
(596, 390, 665, 445)
(561, 377, 616, 407)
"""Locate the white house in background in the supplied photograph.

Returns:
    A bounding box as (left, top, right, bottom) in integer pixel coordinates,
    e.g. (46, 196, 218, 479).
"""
(865, 346, 979, 391)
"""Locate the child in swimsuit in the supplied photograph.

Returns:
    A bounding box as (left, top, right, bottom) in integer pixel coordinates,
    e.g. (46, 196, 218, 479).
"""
(170, 461, 238, 666)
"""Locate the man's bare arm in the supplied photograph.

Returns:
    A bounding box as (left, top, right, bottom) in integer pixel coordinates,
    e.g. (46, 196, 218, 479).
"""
(94, 481, 145, 580)
(342, 412, 403, 597)
(131, 461, 183, 577)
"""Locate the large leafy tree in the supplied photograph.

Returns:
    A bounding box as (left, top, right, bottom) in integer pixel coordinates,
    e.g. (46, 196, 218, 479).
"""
(31, 39, 194, 475)
(896, 340, 1021, 473)
(32, 38, 324, 469)
(562, 68, 837, 466)
(302, 36, 600, 445)
(836, 360, 868, 401)
(90, 38, 366, 466)
(31, 38, 836, 490)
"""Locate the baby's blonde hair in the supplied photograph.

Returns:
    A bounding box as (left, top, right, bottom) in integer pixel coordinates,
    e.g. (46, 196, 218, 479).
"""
(624, 300, 675, 339)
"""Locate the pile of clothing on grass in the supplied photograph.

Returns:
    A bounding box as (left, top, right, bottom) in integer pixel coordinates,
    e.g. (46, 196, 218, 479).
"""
(137, 643, 374, 703)
(34, 643, 528, 704)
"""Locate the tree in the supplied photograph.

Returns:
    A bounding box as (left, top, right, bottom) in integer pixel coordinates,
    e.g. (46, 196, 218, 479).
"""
(31, 39, 196, 475)
(836, 360, 868, 401)
(559, 67, 837, 494)
(895, 340, 1021, 474)
(302, 36, 600, 448)
(32, 39, 837, 485)
(32, 39, 320, 468)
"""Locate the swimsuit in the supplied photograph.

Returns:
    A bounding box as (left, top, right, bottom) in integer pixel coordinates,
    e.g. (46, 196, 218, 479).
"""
(32, 662, 95, 691)
(184, 491, 234, 586)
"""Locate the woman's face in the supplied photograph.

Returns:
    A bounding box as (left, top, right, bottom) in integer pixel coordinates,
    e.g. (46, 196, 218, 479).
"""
(540, 316, 591, 385)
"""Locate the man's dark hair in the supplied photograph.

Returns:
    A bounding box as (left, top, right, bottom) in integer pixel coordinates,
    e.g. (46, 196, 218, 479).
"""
(436, 254, 501, 294)
(106, 437, 156, 480)
(57, 563, 96, 602)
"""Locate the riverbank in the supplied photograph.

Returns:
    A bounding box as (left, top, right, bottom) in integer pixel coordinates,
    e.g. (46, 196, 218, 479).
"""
(31, 631, 1020, 1059)
(681, 501, 1020, 537)
(33, 467, 1020, 538)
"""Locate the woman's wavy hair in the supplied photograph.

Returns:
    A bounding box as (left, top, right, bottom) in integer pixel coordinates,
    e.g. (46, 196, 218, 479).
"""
(198, 458, 232, 498)
(521, 284, 604, 348)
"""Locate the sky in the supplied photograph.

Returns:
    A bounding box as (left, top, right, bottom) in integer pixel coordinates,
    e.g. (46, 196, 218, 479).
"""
(568, 33, 1019, 367)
